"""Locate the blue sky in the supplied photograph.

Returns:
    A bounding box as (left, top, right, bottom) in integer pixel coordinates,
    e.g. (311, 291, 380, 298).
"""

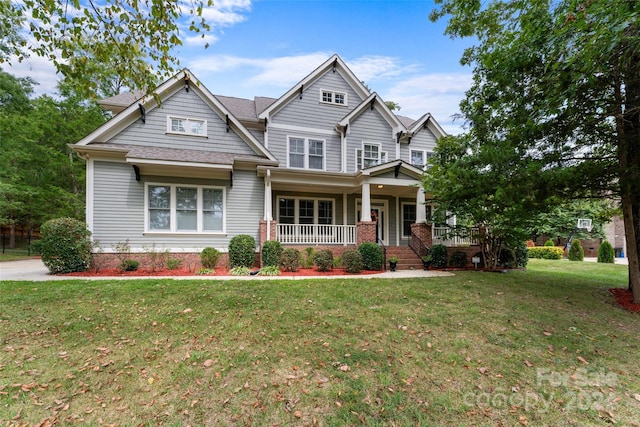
(7, 0, 474, 133)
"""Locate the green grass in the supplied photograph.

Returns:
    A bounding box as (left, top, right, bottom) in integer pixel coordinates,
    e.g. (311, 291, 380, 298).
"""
(0, 253, 36, 262)
(1, 259, 639, 425)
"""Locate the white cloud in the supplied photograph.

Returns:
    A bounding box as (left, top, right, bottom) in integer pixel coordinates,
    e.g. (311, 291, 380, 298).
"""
(2, 55, 61, 97)
(348, 55, 418, 83)
(184, 33, 219, 47)
(199, 0, 252, 27)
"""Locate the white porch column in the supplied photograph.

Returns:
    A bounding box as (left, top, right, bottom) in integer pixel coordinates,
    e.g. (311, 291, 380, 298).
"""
(264, 170, 272, 239)
(416, 187, 426, 223)
(361, 182, 371, 222)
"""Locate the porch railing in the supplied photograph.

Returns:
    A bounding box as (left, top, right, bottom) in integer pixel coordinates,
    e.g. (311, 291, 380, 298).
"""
(277, 224, 357, 245)
(432, 226, 480, 247)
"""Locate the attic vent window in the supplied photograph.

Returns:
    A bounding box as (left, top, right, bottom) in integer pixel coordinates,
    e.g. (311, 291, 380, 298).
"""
(167, 116, 207, 137)
(320, 89, 347, 106)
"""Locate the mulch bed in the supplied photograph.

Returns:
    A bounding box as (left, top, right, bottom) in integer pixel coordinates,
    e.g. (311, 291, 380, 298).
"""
(609, 288, 640, 313)
(62, 268, 384, 277)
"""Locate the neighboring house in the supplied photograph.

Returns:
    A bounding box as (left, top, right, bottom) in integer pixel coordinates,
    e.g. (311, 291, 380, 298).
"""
(71, 54, 450, 266)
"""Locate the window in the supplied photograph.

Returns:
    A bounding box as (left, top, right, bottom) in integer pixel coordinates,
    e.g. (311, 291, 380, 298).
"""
(167, 116, 207, 136)
(277, 197, 334, 225)
(356, 143, 388, 170)
(320, 89, 347, 106)
(410, 149, 435, 169)
(402, 204, 417, 237)
(146, 184, 225, 233)
(287, 137, 325, 170)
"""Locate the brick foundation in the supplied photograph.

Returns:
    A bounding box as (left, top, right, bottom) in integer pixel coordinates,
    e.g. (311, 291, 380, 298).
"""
(410, 223, 433, 247)
(92, 252, 231, 271)
(259, 219, 278, 248)
(356, 221, 377, 245)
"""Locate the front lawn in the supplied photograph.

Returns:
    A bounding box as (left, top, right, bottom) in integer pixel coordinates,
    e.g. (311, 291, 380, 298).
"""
(1, 259, 638, 425)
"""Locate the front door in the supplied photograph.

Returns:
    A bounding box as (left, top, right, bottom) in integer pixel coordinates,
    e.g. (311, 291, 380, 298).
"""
(357, 201, 388, 245)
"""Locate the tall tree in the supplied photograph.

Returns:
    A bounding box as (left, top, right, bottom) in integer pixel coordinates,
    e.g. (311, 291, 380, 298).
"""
(2, 0, 214, 97)
(429, 0, 640, 302)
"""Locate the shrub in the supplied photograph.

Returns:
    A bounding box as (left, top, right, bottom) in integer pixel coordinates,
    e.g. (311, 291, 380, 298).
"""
(430, 244, 448, 268)
(544, 239, 555, 246)
(143, 244, 168, 272)
(279, 248, 301, 272)
(36, 218, 93, 274)
(166, 257, 182, 270)
(200, 247, 220, 269)
(121, 259, 139, 271)
(597, 240, 615, 264)
(313, 249, 334, 272)
(513, 243, 529, 268)
(196, 268, 214, 275)
(497, 248, 515, 268)
(228, 235, 256, 268)
(342, 249, 363, 274)
(528, 246, 563, 259)
(261, 240, 283, 267)
(302, 247, 315, 268)
(259, 266, 281, 276)
(358, 242, 383, 270)
(568, 239, 584, 261)
(230, 266, 251, 276)
(448, 251, 468, 268)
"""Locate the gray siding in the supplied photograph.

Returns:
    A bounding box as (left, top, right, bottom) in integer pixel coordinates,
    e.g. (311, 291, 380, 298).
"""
(92, 160, 263, 251)
(267, 127, 341, 172)
(346, 109, 395, 172)
(107, 89, 257, 156)
(400, 126, 438, 163)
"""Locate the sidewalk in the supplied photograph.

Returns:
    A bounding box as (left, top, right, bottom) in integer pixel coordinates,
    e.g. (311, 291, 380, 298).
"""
(0, 258, 454, 281)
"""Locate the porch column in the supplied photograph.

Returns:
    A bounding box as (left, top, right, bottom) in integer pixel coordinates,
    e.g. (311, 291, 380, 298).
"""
(361, 182, 371, 221)
(264, 170, 272, 240)
(416, 187, 426, 223)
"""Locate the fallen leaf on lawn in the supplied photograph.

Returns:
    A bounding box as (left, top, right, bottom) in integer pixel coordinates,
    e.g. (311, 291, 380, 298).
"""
(147, 377, 154, 385)
(634, 394, 640, 402)
(478, 367, 489, 375)
(577, 356, 589, 365)
(523, 360, 534, 367)
(294, 410, 302, 418)
(183, 308, 192, 314)
(543, 331, 552, 336)
(203, 359, 214, 368)
(519, 415, 528, 426)
(335, 401, 342, 408)
(338, 364, 350, 372)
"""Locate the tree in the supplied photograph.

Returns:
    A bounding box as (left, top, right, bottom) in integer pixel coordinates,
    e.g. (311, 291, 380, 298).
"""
(2, 0, 214, 97)
(529, 199, 616, 242)
(429, 0, 640, 302)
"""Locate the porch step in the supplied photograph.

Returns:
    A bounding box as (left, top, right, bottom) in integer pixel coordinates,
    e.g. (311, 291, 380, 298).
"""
(384, 246, 424, 270)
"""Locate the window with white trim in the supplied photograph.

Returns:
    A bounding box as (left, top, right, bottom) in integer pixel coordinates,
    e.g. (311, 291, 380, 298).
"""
(355, 143, 388, 170)
(410, 149, 435, 169)
(320, 89, 347, 106)
(167, 116, 207, 136)
(277, 197, 334, 225)
(287, 137, 325, 170)
(147, 184, 225, 233)
(402, 203, 434, 237)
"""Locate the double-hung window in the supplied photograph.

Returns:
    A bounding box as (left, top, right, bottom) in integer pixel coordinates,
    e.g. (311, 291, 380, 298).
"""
(167, 116, 207, 136)
(288, 137, 325, 170)
(355, 143, 388, 170)
(410, 149, 435, 170)
(147, 184, 225, 233)
(277, 197, 334, 225)
(320, 89, 347, 106)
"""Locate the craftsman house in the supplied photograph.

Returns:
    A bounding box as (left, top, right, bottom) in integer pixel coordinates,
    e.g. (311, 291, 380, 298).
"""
(72, 54, 457, 267)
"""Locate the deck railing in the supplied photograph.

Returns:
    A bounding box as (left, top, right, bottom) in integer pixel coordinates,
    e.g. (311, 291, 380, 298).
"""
(277, 224, 357, 245)
(432, 226, 480, 247)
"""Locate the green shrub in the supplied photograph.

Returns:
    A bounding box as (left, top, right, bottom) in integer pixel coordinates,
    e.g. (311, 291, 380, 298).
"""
(313, 249, 334, 272)
(120, 259, 139, 271)
(497, 248, 515, 268)
(261, 240, 283, 267)
(544, 239, 555, 246)
(196, 268, 214, 275)
(528, 246, 563, 259)
(597, 240, 615, 264)
(430, 244, 448, 268)
(448, 251, 468, 268)
(358, 242, 383, 270)
(228, 235, 256, 268)
(342, 249, 364, 274)
(36, 218, 93, 274)
(259, 266, 281, 276)
(279, 248, 301, 272)
(302, 247, 315, 268)
(568, 239, 584, 261)
(166, 257, 182, 270)
(230, 266, 251, 276)
(200, 247, 220, 269)
(513, 243, 529, 268)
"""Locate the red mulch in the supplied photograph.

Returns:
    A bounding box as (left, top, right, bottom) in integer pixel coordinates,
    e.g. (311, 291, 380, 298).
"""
(62, 267, 383, 277)
(609, 288, 640, 313)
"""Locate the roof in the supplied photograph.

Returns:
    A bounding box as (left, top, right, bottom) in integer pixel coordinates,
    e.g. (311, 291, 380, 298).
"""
(98, 90, 146, 114)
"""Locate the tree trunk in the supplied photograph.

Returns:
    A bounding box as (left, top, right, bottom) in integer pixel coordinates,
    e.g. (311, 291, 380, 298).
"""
(9, 222, 16, 249)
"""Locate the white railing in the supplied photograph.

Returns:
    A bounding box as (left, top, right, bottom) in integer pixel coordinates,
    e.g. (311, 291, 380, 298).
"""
(432, 226, 480, 247)
(277, 224, 357, 245)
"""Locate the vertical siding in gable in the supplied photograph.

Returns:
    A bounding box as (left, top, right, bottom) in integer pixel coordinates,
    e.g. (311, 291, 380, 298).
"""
(107, 89, 257, 156)
(346, 109, 395, 172)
